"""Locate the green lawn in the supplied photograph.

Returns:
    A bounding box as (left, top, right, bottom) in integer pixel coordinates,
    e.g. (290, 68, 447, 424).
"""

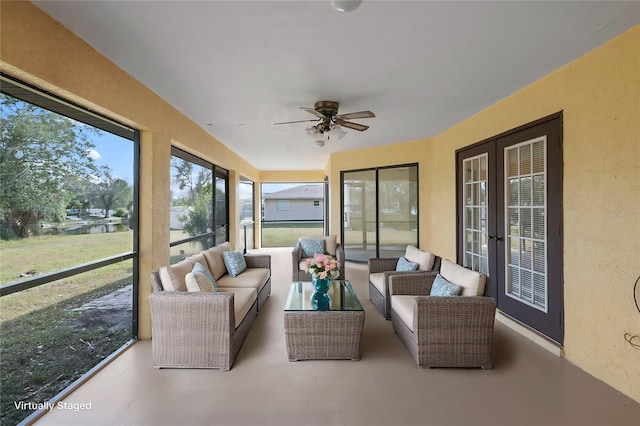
(0, 232, 133, 285)
(0, 232, 133, 323)
(260, 223, 323, 247)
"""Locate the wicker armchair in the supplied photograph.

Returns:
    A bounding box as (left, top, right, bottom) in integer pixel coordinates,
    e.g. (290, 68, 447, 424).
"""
(389, 265, 496, 369)
(368, 251, 441, 320)
(292, 236, 345, 281)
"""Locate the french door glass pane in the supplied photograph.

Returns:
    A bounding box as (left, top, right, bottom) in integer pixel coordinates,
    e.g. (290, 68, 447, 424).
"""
(504, 137, 548, 311)
(462, 154, 489, 275)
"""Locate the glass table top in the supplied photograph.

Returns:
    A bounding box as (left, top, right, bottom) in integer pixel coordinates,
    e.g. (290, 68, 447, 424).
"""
(284, 280, 364, 312)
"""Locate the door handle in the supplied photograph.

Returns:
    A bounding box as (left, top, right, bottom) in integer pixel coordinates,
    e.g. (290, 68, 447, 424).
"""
(489, 235, 504, 241)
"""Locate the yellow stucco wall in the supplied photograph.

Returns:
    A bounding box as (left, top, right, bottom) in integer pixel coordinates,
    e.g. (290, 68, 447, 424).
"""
(329, 27, 640, 402)
(0, 1, 262, 339)
(1, 1, 638, 402)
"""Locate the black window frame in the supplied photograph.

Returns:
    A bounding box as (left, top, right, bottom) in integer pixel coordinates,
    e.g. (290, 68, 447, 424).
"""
(169, 146, 229, 250)
(0, 74, 140, 339)
(0, 73, 140, 425)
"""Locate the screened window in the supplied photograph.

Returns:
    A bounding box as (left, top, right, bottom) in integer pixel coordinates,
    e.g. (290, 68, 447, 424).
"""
(238, 177, 255, 253)
(261, 182, 323, 247)
(169, 147, 228, 263)
(0, 74, 138, 425)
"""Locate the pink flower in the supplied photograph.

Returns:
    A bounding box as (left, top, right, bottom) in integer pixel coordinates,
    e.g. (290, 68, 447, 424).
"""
(305, 253, 340, 280)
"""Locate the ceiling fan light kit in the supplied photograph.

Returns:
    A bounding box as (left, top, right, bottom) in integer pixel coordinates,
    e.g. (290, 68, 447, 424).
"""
(275, 100, 375, 148)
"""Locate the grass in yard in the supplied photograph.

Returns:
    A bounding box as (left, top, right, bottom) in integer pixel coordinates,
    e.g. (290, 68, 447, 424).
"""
(0, 261, 133, 324)
(0, 232, 133, 285)
(261, 223, 323, 247)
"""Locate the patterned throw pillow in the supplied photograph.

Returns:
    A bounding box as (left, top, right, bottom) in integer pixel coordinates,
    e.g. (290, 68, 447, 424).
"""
(300, 239, 325, 258)
(396, 256, 419, 271)
(222, 251, 247, 277)
(430, 273, 463, 297)
(193, 262, 217, 291)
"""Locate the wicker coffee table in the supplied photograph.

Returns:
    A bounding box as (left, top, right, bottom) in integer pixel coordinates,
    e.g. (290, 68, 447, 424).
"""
(284, 280, 365, 361)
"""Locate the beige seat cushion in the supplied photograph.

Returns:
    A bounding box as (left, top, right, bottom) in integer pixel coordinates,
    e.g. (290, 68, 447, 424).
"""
(369, 272, 386, 294)
(405, 245, 435, 271)
(221, 287, 257, 329)
(158, 259, 194, 292)
(440, 259, 486, 296)
(203, 245, 227, 280)
(391, 295, 417, 332)
(216, 268, 270, 291)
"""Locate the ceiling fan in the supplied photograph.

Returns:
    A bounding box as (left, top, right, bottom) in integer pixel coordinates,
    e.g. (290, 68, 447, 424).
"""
(274, 101, 375, 146)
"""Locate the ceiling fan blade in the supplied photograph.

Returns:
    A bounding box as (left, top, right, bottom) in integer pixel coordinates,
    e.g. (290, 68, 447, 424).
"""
(273, 119, 319, 125)
(336, 111, 375, 120)
(336, 119, 369, 131)
(300, 107, 326, 119)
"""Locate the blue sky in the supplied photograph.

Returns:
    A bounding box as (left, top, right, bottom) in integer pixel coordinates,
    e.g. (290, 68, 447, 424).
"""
(88, 135, 324, 193)
(89, 132, 135, 184)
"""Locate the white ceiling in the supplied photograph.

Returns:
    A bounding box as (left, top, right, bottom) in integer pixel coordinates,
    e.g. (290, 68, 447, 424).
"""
(34, 1, 639, 171)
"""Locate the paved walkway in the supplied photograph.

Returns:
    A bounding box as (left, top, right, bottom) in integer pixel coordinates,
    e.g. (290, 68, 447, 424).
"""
(73, 284, 133, 312)
(67, 285, 133, 332)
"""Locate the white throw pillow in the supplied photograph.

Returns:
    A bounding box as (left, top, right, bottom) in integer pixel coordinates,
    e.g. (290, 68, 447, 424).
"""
(404, 245, 435, 271)
(185, 271, 216, 292)
(440, 259, 486, 296)
(324, 235, 338, 256)
(158, 259, 193, 292)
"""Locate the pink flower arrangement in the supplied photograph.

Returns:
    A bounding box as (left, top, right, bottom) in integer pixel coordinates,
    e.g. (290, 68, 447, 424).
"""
(305, 253, 340, 280)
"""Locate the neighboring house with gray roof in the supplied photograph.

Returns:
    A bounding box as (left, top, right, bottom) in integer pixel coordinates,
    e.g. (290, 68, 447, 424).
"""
(262, 184, 323, 221)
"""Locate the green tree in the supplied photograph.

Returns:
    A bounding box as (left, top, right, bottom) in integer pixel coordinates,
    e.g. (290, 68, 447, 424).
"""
(171, 158, 211, 205)
(64, 175, 93, 219)
(91, 166, 132, 219)
(0, 94, 97, 239)
(179, 182, 213, 238)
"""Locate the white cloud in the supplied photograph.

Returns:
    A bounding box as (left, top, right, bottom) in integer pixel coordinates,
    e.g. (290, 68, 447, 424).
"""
(88, 149, 102, 160)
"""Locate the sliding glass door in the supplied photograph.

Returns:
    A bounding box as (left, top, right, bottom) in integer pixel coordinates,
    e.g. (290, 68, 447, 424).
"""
(342, 164, 418, 262)
(342, 170, 377, 262)
(378, 166, 419, 257)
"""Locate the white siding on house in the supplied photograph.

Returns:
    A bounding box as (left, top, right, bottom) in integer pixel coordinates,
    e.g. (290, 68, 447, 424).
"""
(264, 198, 323, 221)
(263, 184, 323, 221)
(169, 206, 189, 229)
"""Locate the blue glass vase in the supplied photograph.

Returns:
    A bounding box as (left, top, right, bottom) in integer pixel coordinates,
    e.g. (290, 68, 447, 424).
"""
(312, 277, 330, 293)
(311, 277, 331, 311)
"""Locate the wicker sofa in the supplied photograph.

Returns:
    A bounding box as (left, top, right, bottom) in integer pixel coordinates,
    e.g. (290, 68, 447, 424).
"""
(368, 245, 442, 320)
(148, 242, 271, 371)
(389, 259, 496, 369)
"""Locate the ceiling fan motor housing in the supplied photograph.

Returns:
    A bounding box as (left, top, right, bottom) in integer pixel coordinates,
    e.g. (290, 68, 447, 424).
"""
(314, 101, 339, 117)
